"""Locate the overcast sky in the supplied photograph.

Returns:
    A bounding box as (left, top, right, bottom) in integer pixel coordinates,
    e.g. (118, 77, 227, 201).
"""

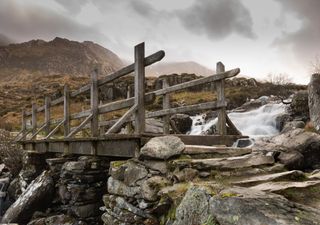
(0, 0, 319, 84)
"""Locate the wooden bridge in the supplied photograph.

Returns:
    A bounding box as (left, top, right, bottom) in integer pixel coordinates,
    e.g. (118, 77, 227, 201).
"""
(14, 43, 244, 158)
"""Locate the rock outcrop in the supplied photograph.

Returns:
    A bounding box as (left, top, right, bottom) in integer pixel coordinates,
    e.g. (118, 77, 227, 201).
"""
(308, 73, 320, 131)
(2, 171, 54, 224)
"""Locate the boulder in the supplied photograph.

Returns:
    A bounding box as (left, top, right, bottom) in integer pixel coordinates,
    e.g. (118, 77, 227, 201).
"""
(290, 90, 309, 121)
(27, 214, 80, 225)
(139, 136, 185, 160)
(308, 73, 320, 131)
(170, 114, 193, 133)
(2, 171, 54, 224)
(270, 128, 320, 169)
(173, 186, 211, 225)
(141, 176, 171, 201)
(107, 177, 140, 198)
(209, 187, 320, 225)
(281, 120, 305, 133)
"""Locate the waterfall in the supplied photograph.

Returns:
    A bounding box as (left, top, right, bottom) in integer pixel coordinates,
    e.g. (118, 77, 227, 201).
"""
(189, 103, 286, 137)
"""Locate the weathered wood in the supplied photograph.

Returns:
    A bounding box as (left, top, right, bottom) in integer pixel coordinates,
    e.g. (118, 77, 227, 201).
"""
(30, 122, 47, 140)
(24, 50, 166, 116)
(226, 115, 242, 135)
(99, 93, 155, 114)
(44, 96, 51, 136)
(67, 114, 93, 138)
(216, 62, 227, 135)
(45, 120, 64, 139)
(134, 42, 146, 134)
(106, 104, 138, 134)
(63, 85, 70, 137)
(162, 78, 170, 134)
(91, 69, 99, 137)
(21, 108, 26, 140)
(152, 68, 240, 96)
(32, 103, 37, 135)
(147, 101, 225, 118)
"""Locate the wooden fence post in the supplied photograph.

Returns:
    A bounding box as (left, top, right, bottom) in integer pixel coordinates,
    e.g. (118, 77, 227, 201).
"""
(32, 103, 37, 136)
(45, 96, 51, 136)
(64, 85, 70, 137)
(216, 62, 227, 135)
(134, 42, 146, 134)
(21, 108, 26, 140)
(91, 68, 99, 137)
(162, 78, 170, 134)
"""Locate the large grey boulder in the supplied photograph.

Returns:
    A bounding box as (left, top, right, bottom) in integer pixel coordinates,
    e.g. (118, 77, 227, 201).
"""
(270, 128, 320, 169)
(2, 171, 54, 224)
(308, 73, 320, 131)
(139, 136, 185, 160)
(170, 114, 193, 133)
(173, 186, 211, 225)
(210, 187, 320, 225)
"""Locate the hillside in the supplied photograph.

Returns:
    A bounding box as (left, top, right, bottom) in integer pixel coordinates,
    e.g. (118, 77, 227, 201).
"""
(145, 61, 214, 77)
(0, 37, 124, 82)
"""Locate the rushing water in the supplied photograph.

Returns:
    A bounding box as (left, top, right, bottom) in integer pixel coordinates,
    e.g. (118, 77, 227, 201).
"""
(189, 103, 287, 137)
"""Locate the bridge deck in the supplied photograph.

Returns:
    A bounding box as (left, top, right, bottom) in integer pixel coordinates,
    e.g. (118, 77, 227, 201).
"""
(20, 134, 247, 158)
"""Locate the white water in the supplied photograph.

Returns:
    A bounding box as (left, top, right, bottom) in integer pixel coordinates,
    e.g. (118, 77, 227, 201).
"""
(190, 103, 286, 137)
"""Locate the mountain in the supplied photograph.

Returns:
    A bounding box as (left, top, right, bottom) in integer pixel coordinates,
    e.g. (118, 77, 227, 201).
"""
(0, 34, 13, 46)
(145, 61, 214, 77)
(0, 37, 124, 81)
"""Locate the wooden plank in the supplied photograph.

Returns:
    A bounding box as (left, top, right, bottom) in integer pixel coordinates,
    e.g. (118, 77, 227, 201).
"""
(134, 42, 146, 134)
(67, 114, 93, 138)
(184, 145, 252, 156)
(30, 122, 46, 140)
(45, 96, 51, 136)
(64, 85, 70, 137)
(106, 104, 138, 134)
(45, 120, 64, 139)
(24, 50, 165, 116)
(216, 62, 227, 135)
(99, 93, 155, 114)
(175, 134, 248, 147)
(162, 78, 170, 134)
(21, 108, 26, 141)
(147, 101, 225, 118)
(32, 103, 37, 135)
(151, 68, 240, 96)
(226, 114, 242, 135)
(91, 69, 99, 137)
(71, 50, 165, 97)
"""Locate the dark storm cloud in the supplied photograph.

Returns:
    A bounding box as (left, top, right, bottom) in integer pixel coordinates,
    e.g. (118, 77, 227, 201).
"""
(274, 0, 320, 61)
(130, 1, 158, 18)
(176, 0, 256, 40)
(0, 0, 106, 43)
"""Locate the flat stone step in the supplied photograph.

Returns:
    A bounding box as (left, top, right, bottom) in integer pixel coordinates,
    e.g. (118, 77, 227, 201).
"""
(184, 145, 252, 158)
(250, 180, 320, 193)
(172, 153, 274, 171)
(232, 170, 306, 187)
(250, 180, 320, 208)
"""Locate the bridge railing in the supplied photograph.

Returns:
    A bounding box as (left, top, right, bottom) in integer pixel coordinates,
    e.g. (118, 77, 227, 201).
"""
(15, 42, 240, 142)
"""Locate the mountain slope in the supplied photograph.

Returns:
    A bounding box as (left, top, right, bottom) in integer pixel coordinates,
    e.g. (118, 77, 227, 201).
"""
(145, 61, 214, 77)
(0, 37, 124, 81)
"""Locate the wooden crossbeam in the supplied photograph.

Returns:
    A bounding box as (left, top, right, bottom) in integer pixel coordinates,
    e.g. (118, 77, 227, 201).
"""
(45, 120, 64, 139)
(30, 122, 47, 140)
(106, 104, 138, 134)
(67, 114, 93, 138)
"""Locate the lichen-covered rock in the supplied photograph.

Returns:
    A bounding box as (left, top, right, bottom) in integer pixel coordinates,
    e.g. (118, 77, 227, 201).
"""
(210, 187, 320, 225)
(290, 90, 309, 121)
(308, 73, 320, 131)
(141, 176, 171, 201)
(107, 177, 140, 198)
(27, 214, 82, 225)
(139, 136, 185, 160)
(173, 186, 211, 225)
(2, 171, 54, 224)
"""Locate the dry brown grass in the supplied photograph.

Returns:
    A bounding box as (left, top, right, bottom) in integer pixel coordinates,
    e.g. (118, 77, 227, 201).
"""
(0, 129, 23, 177)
